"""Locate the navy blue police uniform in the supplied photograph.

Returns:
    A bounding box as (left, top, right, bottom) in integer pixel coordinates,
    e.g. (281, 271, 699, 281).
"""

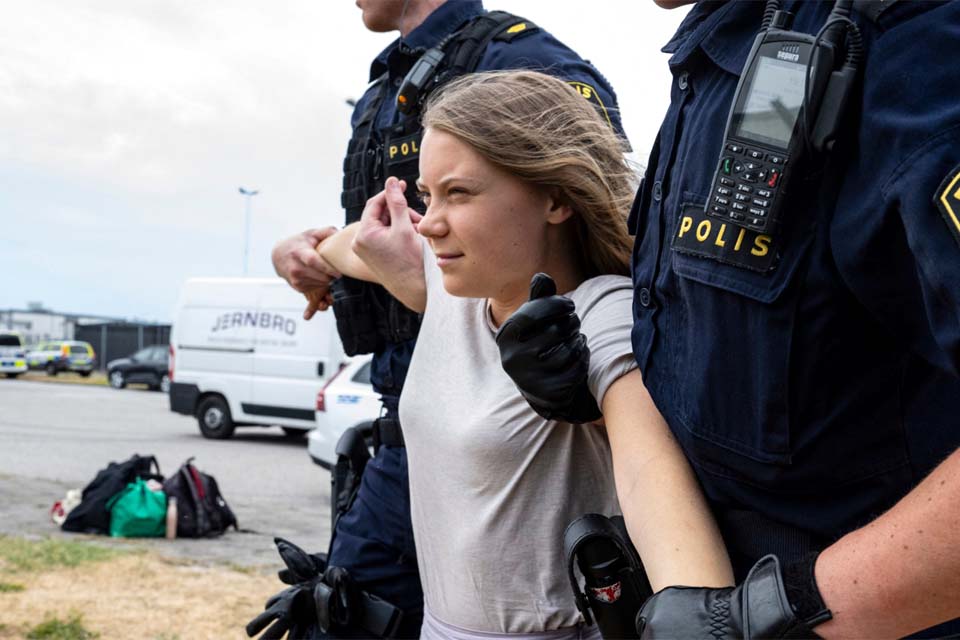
(630, 0, 960, 633)
(328, 2, 623, 636)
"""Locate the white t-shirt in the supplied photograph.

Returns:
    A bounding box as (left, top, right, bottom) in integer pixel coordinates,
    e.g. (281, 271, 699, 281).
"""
(399, 241, 636, 634)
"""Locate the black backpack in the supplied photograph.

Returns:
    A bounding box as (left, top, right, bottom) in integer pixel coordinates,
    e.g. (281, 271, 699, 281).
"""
(62, 454, 162, 534)
(162, 458, 238, 538)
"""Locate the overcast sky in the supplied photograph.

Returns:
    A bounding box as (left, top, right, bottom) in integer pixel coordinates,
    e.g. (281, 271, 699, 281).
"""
(1, 0, 691, 323)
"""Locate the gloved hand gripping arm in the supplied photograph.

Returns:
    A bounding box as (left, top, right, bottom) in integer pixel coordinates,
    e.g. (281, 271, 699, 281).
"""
(495, 273, 602, 424)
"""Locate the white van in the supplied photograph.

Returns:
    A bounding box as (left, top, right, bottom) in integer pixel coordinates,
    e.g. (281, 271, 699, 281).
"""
(168, 277, 346, 439)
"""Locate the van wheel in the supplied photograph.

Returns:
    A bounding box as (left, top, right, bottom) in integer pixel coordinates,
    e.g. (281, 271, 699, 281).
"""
(45, 363, 57, 376)
(281, 427, 308, 439)
(5, 373, 19, 379)
(79, 371, 92, 377)
(197, 396, 235, 439)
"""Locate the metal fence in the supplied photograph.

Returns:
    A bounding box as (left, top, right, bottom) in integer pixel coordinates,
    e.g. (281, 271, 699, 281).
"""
(74, 323, 171, 371)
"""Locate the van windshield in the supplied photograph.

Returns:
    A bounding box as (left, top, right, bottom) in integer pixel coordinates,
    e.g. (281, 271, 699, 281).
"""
(0, 335, 22, 347)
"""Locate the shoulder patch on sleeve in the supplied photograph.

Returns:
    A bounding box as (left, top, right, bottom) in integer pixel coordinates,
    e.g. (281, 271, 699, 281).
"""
(566, 81, 612, 127)
(935, 163, 960, 248)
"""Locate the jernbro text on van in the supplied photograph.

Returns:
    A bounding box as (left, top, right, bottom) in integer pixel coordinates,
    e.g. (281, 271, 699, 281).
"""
(211, 312, 297, 336)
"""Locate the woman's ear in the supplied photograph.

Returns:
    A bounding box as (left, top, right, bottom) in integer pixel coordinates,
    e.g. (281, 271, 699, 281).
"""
(545, 192, 574, 225)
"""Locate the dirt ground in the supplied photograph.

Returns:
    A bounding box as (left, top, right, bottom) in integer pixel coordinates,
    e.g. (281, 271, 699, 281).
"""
(0, 552, 281, 639)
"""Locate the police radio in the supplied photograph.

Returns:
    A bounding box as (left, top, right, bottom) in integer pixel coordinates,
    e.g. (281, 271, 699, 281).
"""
(706, 0, 863, 235)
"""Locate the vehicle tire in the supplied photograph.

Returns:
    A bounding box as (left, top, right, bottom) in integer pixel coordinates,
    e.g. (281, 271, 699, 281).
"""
(79, 371, 92, 377)
(4, 373, 20, 379)
(159, 374, 171, 394)
(197, 396, 235, 439)
(281, 427, 309, 439)
(45, 362, 57, 376)
(109, 370, 126, 389)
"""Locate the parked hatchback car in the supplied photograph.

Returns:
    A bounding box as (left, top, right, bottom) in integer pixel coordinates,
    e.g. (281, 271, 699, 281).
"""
(107, 344, 170, 392)
(0, 332, 28, 378)
(307, 355, 381, 469)
(26, 340, 96, 376)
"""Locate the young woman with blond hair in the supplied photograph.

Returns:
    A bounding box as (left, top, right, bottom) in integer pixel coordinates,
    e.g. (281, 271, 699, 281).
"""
(315, 70, 733, 639)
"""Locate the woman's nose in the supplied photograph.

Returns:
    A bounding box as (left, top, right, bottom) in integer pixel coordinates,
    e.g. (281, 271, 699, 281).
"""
(417, 206, 447, 239)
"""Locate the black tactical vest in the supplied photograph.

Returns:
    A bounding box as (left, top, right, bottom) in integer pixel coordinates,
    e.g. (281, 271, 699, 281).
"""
(333, 11, 538, 355)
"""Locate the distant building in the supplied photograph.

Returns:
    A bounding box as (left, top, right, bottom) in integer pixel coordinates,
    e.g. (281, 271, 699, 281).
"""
(0, 306, 112, 345)
(0, 306, 170, 369)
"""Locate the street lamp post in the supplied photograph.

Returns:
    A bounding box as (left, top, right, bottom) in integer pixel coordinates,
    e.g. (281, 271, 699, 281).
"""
(238, 187, 259, 276)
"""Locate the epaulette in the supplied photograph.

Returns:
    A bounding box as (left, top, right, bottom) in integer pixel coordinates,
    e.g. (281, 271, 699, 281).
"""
(492, 18, 540, 43)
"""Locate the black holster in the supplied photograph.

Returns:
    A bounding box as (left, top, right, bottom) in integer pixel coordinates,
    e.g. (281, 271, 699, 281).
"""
(330, 423, 373, 533)
(564, 514, 652, 639)
(311, 565, 405, 638)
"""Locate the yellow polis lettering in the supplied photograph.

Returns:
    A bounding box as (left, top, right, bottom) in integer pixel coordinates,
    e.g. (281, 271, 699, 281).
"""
(751, 234, 771, 257)
(696, 220, 711, 242)
(389, 141, 419, 159)
(734, 227, 746, 252)
(678, 216, 693, 238)
(714, 223, 728, 247)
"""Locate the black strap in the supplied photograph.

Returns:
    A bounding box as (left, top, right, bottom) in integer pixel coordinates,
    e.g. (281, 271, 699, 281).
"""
(442, 11, 536, 81)
(372, 417, 405, 451)
(852, 0, 900, 22)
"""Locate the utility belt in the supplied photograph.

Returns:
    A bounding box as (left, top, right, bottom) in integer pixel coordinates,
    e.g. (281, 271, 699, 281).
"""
(717, 509, 828, 579)
(331, 277, 421, 356)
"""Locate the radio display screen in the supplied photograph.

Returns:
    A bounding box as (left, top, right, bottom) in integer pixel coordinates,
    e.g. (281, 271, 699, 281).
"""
(733, 55, 807, 149)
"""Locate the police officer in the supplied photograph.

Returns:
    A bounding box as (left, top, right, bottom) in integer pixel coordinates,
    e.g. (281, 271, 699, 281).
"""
(497, 0, 960, 637)
(269, 1, 624, 636)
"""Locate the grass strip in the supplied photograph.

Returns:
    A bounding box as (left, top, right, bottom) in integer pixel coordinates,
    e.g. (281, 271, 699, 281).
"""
(0, 536, 132, 573)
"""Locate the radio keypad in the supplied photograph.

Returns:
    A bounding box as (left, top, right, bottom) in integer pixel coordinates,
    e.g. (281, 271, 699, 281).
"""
(709, 149, 786, 231)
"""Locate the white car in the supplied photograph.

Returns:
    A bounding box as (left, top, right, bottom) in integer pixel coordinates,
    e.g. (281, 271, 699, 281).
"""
(0, 332, 28, 378)
(308, 355, 381, 469)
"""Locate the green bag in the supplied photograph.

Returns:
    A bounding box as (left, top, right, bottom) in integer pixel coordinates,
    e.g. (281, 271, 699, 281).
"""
(106, 478, 167, 538)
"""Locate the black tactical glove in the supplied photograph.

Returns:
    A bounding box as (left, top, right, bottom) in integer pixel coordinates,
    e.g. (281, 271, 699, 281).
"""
(275, 537, 327, 585)
(246, 584, 317, 640)
(246, 537, 326, 640)
(636, 555, 832, 639)
(495, 273, 602, 423)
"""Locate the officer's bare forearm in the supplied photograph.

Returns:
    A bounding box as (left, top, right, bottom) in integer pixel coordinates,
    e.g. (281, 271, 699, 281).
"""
(317, 223, 378, 283)
(318, 223, 426, 312)
(814, 447, 960, 639)
(603, 370, 734, 591)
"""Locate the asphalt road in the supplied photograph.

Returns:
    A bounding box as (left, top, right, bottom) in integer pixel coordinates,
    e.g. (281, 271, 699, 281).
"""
(0, 378, 332, 568)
